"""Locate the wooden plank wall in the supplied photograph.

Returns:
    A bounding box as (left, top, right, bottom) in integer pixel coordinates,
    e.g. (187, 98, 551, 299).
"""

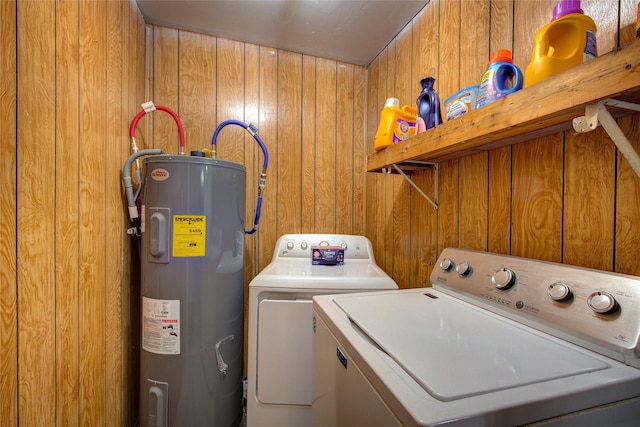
(2, 0, 146, 425)
(367, 0, 640, 288)
(145, 27, 368, 280)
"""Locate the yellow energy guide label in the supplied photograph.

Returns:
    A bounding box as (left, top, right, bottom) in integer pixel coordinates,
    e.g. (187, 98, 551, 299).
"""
(173, 215, 206, 257)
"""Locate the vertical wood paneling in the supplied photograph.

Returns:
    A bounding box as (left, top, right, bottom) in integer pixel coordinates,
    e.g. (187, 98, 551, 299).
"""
(458, 0, 489, 251)
(301, 55, 317, 233)
(315, 58, 338, 232)
(336, 62, 355, 234)
(244, 43, 259, 281)
(277, 50, 303, 234)
(410, 1, 439, 288)
(217, 38, 245, 165)
(17, 1, 56, 424)
(11, 1, 145, 425)
(55, 0, 80, 424)
(257, 47, 278, 271)
(0, 0, 17, 424)
(79, 1, 107, 424)
(153, 26, 180, 154)
(616, 0, 640, 276)
(487, 0, 514, 255)
(352, 66, 366, 236)
(106, 2, 124, 424)
(179, 31, 217, 151)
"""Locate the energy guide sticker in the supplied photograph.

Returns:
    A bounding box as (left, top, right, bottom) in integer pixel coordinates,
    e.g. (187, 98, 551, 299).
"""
(172, 214, 206, 257)
(142, 297, 180, 355)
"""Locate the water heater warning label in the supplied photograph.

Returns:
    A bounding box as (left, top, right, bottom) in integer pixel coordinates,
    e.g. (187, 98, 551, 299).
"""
(172, 215, 206, 257)
(142, 297, 180, 355)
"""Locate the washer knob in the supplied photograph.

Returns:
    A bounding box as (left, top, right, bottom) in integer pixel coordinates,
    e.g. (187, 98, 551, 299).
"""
(439, 258, 455, 271)
(491, 268, 516, 290)
(286, 241, 294, 250)
(456, 262, 472, 276)
(301, 242, 308, 250)
(547, 282, 573, 302)
(587, 291, 618, 314)
(341, 242, 348, 250)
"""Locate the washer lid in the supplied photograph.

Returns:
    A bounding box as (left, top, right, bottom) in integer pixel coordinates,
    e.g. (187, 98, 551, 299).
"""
(334, 290, 609, 401)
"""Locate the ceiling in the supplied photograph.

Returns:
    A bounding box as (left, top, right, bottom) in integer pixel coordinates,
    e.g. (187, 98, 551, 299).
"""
(136, 0, 428, 66)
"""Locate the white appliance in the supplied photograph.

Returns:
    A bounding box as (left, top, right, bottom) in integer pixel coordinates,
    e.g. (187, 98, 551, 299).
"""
(247, 234, 398, 426)
(312, 247, 640, 426)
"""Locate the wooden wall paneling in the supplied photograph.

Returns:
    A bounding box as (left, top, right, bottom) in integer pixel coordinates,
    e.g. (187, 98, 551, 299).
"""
(257, 46, 278, 271)
(436, 0, 461, 255)
(382, 44, 397, 274)
(352, 66, 366, 237)
(243, 43, 259, 282)
(315, 58, 338, 233)
(563, 130, 615, 270)
(179, 31, 217, 152)
(79, 1, 107, 424)
(336, 62, 355, 235)
(276, 50, 303, 234)
(615, 0, 640, 276)
(370, 51, 387, 268)
(487, 0, 514, 255)
(391, 26, 414, 288)
(106, 2, 126, 424)
(17, 1, 56, 424)
(458, 0, 489, 251)
(410, 2, 439, 287)
(301, 55, 317, 234)
(364, 57, 380, 258)
(125, 6, 147, 424)
(511, 135, 564, 262)
(153, 26, 180, 154)
(616, 115, 640, 276)
(0, 0, 17, 423)
(511, 0, 562, 262)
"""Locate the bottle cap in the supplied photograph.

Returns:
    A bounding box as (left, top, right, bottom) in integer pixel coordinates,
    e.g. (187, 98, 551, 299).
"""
(488, 49, 513, 65)
(552, 0, 583, 21)
(384, 98, 400, 108)
(420, 76, 436, 89)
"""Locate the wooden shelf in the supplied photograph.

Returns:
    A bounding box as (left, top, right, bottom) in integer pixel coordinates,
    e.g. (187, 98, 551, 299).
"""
(367, 40, 640, 173)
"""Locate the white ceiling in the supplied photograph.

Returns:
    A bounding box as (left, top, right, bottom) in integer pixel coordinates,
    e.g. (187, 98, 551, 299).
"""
(136, 0, 428, 66)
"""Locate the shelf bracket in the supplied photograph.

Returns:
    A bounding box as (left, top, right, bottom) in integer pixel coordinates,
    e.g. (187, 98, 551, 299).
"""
(390, 163, 439, 210)
(573, 98, 640, 178)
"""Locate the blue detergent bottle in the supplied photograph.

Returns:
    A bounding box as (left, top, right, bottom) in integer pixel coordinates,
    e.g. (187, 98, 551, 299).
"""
(476, 50, 523, 108)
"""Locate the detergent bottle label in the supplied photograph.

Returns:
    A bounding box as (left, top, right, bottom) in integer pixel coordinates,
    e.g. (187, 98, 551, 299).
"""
(584, 30, 596, 61)
(392, 118, 417, 143)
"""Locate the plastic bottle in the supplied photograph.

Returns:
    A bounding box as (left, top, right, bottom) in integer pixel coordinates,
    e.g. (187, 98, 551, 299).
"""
(374, 98, 418, 151)
(475, 50, 523, 109)
(416, 77, 442, 132)
(444, 85, 478, 121)
(524, 0, 597, 88)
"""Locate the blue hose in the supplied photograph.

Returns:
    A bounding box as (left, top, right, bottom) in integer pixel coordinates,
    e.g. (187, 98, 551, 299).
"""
(211, 120, 268, 234)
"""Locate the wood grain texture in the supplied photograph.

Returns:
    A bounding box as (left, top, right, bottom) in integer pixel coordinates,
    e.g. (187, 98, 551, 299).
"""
(336, 62, 355, 234)
(153, 26, 180, 154)
(17, 1, 56, 424)
(352, 66, 366, 236)
(0, 0, 17, 424)
(55, 1, 80, 424)
(315, 58, 338, 233)
(257, 46, 278, 272)
(79, 1, 107, 424)
(277, 50, 303, 234)
(301, 55, 317, 233)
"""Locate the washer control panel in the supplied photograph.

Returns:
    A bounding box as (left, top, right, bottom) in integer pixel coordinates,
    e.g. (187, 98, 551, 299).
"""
(273, 234, 373, 260)
(431, 247, 640, 365)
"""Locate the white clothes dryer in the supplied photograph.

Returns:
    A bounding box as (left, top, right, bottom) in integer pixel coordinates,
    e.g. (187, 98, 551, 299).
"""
(246, 234, 397, 427)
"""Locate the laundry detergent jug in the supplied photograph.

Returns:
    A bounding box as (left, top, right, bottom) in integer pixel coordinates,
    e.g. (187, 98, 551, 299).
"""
(374, 98, 418, 151)
(524, 0, 597, 87)
(475, 50, 523, 109)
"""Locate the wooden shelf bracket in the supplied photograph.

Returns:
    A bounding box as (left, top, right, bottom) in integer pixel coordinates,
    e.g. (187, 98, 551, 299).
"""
(383, 163, 439, 210)
(573, 98, 640, 178)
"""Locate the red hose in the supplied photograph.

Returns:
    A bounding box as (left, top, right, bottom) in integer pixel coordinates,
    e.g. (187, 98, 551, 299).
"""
(129, 104, 186, 154)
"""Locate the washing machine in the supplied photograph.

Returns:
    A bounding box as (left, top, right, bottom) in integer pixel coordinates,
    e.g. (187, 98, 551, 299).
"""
(312, 247, 640, 426)
(246, 234, 398, 427)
